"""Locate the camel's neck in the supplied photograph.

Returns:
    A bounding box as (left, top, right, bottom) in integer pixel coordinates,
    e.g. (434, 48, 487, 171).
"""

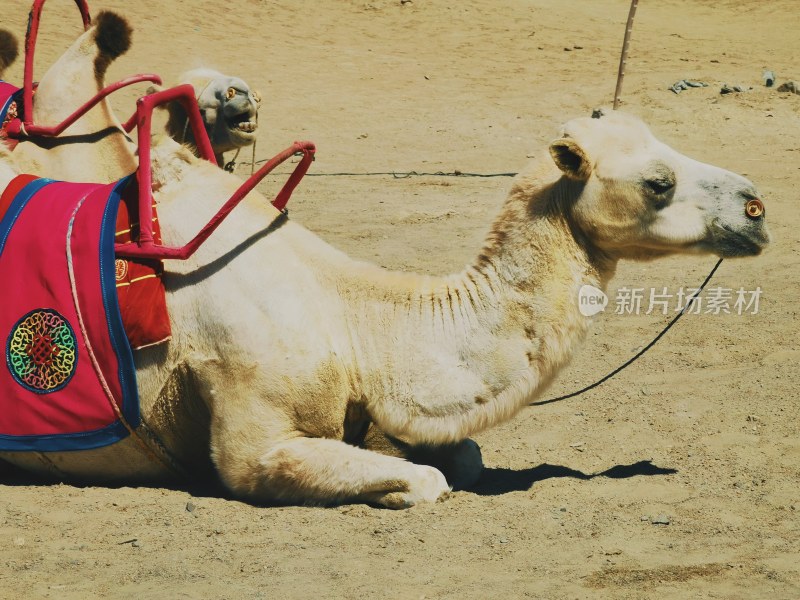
(33, 37, 110, 132)
(363, 167, 617, 444)
(13, 36, 137, 182)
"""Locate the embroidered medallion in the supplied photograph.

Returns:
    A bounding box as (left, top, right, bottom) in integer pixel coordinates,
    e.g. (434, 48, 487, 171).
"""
(6, 309, 78, 393)
(114, 258, 128, 282)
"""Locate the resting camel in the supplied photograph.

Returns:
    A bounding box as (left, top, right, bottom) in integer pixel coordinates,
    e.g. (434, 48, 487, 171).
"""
(0, 105, 770, 507)
(5, 11, 138, 182)
(161, 68, 261, 168)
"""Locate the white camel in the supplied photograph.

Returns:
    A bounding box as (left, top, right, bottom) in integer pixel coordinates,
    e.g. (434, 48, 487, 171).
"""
(161, 68, 261, 168)
(7, 11, 139, 182)
(0, 107, 770, 508)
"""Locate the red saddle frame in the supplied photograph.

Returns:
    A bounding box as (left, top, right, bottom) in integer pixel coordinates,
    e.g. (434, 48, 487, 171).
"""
(5, 0, 316, 263)
(3, 0, 162, 139)
(114, 85, 316, 261)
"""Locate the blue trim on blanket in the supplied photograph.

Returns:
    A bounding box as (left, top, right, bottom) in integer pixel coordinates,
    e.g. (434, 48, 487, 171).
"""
(0, 420, 132, 452)
(99, 175, 141, 429)
(0, 178, 54, 258)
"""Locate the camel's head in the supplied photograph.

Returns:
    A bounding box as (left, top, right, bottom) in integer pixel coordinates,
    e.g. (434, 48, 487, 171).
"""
(167, 68, 261, 157)
(548, 110, 770, 260)
(0, 29, 19, 79)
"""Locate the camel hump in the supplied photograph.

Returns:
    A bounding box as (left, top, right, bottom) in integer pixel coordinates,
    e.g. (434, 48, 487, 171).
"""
(93, 11, 132, 64)
(0, 29, 19, 74)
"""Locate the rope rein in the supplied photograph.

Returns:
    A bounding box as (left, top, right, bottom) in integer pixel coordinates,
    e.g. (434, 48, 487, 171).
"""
(530, 258, 724, 406)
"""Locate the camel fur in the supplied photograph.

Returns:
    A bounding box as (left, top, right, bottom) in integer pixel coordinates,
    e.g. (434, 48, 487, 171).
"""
(0, 106, 770, 507)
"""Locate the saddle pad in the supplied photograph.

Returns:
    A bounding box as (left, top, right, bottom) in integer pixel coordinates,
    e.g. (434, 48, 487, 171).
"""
(114, 177, 171, 349)
(0, 176, 139, 450)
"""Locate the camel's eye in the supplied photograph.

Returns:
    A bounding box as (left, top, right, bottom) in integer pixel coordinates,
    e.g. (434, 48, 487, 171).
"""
(645, 177, 674, 196)
(226, 87, 237, 100)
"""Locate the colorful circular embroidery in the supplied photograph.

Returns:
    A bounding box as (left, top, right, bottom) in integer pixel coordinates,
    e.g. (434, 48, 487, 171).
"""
(115, 258, 128, 282)
(6, 309, 78, 394)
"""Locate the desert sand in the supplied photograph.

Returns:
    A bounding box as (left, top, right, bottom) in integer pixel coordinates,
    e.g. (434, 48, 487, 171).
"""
(0, 0, 798, 598)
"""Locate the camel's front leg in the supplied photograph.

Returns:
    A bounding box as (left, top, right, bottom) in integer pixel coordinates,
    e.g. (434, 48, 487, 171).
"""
(215, 436, 451, 509)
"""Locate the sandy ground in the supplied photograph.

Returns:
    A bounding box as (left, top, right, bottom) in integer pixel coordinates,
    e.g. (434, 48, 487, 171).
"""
(1, 0, 798, 598)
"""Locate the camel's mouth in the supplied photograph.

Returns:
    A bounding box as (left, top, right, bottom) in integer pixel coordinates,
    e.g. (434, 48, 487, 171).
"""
(225, 110, 258, 140)
(707, 221, 770, 258)
(221, 87, 260, 144)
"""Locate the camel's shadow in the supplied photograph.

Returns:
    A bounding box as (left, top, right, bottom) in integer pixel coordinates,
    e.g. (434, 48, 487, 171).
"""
(469, 460, 678, 496)
(1, 459, 678, 504)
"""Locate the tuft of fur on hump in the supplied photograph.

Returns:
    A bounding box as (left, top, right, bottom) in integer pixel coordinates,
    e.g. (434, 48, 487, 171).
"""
(93, 11, 132, 76)
(0, 30, 19, 76)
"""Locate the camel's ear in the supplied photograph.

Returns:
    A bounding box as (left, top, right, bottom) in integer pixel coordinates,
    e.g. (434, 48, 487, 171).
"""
(93, 11, 132, 75)
(0, 29, 19, 76)
(549, 138, 592, 180)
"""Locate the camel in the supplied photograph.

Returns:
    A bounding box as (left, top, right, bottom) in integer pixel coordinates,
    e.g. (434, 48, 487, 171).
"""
(161, 68, 261, 169)
(6, 11, 139, 183)
(0, 107, 770, 508)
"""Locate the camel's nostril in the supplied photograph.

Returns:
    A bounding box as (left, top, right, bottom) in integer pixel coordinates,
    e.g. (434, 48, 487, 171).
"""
(745, 198, 764, 219)
(252, 90, 262, 105)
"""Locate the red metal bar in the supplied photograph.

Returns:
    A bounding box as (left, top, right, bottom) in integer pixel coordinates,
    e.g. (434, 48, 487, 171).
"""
(23, 0, 92, 129)
(125, 84, 218, 247)
(5, 74, 162, 138)
(115, 137, 315, 260)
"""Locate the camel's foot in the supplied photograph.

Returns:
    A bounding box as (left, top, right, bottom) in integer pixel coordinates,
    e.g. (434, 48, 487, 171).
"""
(407, 439, 483, 490)
(363, 426, 483, 490)
(367, 464, 451, 509)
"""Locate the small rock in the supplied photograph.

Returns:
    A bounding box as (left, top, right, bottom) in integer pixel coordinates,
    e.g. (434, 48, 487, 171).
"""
(13, 537, 25, 547)
(641, 515, 650, 522)
(186, 501, 196, 513)
(131, 540, 141, 548)
(720, 84, 748, 94)
(651, 514, 671, 525)
(777, 81, 799, 94)
(499, 537, 509, 544)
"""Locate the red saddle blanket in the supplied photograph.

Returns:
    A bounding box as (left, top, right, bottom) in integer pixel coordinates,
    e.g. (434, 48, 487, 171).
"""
(0, 175, 169, 451)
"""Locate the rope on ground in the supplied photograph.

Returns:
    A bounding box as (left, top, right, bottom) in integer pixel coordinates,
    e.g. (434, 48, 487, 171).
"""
(239, 168, 518, 179)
